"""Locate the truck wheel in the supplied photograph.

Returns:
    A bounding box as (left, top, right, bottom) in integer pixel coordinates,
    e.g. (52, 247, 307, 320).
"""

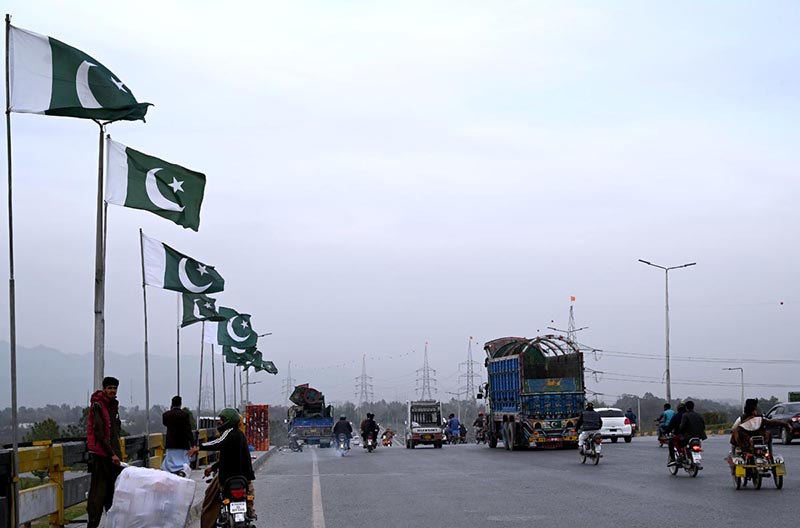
(406, 440, 410, 449)
(506, 423, 516, 451)
(410, 441, 415, 449)
(488, 433, 498, 449)
(434, 441, 442, 449)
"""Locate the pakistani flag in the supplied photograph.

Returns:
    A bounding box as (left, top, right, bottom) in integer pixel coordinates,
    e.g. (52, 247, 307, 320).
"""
(203, 307, 258, 348)
(222, 346, 256, 367)
(141, 232, 224, 294)
(107, 139, 206, 231)
(256, 360, 278, 375)
(181, 293, 225, 328)
(9, 25, 150, 121)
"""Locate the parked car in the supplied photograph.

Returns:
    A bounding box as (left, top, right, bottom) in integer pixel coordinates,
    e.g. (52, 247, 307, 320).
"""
(595, 407, 633, 443)
(765, 402, 800, 445)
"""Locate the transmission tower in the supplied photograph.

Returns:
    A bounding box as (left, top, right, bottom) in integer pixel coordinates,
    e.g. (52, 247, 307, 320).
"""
(547, 296, 588, 345)
(416, 342, 437, 399)
(354, 354, 374, 405)
(281, 361, 296, 401)
(459, 336, 482, 401)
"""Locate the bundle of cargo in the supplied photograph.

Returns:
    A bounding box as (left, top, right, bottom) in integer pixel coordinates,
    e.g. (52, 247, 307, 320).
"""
(288, 383, 334, 447)
(106, 465, 196, 527)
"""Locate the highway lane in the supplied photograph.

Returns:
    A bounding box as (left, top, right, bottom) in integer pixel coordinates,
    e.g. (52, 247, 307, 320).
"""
(245, 436, 796, 527)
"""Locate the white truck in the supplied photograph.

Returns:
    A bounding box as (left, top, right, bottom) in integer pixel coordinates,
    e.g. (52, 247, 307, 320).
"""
(405, 400, 444, 449)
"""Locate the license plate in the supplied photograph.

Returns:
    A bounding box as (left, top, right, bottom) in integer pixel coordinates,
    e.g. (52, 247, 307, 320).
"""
(423, 434, 432, 440)
(595, 445, 601, 453)
(229, 502, 247, 514)
(692, 453, 701, 463)
(735, 465, 746, 477)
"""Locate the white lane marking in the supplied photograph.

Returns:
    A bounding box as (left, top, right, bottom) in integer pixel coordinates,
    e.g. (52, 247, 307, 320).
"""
(311, 449, 326, 528)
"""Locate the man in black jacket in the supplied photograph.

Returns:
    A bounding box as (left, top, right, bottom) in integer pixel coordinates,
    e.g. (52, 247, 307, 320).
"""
(198, 408, 256, 528)
(576, 402, 603, 452)
(332, 415, 353, 449)
(678, 401, 707, 445)
(161, 396, 196, 476)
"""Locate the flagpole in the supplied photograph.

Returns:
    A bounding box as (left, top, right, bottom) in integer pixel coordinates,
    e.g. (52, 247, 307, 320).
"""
(220, 345, 226, 408)
(93, 121, 106, 390)
(211, 343, 217, 416)
(196, 322, 204, 430)
(5, 14, 21, 528)
(138, 229, 151, 465)
(233, 365, 237, 410)
(176, 293, 181, 396)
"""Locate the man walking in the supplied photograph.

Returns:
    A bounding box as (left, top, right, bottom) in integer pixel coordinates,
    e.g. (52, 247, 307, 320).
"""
(87, 376, 123, 528)
(162, 395, 196, 477)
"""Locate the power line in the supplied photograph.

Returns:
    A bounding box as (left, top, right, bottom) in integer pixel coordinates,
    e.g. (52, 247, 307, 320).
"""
(588, 348, 800, 365)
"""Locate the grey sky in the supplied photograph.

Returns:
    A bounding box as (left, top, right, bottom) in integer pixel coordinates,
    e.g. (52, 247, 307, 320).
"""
(2, 1, 798, 408)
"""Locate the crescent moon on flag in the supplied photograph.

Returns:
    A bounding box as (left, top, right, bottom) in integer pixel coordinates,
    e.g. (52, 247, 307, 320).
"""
(227, 317, 250, 343)
(145, 168, 184, 212)
(178, 258, 212, 293)
(76, 61, 103, 109)
(192, 299, 204, 319)
(230, 347, 248, 354)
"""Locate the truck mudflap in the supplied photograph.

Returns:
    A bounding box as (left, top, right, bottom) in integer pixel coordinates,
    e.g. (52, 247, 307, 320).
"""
(522, 420, 579, 448)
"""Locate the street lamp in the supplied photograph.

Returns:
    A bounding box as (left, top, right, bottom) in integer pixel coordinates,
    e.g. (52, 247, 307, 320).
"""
(638, 259, 696, 404)
(723, 367, 744, 411)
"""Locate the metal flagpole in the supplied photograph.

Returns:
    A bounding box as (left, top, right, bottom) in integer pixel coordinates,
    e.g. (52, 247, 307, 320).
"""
(5, 14, 20, 528)
(138, 229, 151, 465)
(197, 322, 204, 430)
(211, 343, 217, 416)
(220, 345, 226, 408)
(232, 365, 237, 410)
(93, 121, 106, 390)
(176, 294, 181, 396)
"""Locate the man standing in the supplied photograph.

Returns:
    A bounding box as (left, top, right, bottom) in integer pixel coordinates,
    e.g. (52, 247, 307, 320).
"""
(87, 376, 123, 528)
(162, 395, 195, 477)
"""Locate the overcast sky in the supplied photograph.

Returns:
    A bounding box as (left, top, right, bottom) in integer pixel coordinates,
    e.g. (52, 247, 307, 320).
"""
(2, 1, 798, 409)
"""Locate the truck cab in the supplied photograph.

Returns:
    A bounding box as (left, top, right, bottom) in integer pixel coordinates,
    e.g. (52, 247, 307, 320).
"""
(405, 400, 444, 449)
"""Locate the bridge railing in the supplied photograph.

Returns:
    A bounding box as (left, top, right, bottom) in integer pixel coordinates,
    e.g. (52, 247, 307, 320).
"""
(0, 428, 218, 528)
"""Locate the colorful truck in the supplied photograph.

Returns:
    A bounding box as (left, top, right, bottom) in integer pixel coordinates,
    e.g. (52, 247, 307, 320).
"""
(405, 400, 444, 449)
(287, 384, 334, 448)
(479, 335, 585, 450)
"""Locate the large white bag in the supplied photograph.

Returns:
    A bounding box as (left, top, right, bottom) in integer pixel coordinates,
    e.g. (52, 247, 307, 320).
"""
(106, 465, 196, 528)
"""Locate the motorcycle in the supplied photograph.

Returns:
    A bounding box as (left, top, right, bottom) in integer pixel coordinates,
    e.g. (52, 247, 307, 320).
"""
(475, 427, 487, 444)
(288, 431, 303, 452)
(579, 432, 603, 465)
(216, 476, 252, 528)
(728, 435, 786, 490)
(668, 436, 703, 477)
(364, 432, 377, 452)
(336, 433, 349, 455)
(382, 434, 393, 447)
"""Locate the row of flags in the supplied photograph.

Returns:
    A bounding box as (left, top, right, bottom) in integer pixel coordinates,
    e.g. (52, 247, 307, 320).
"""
(9, 21, 277, 375)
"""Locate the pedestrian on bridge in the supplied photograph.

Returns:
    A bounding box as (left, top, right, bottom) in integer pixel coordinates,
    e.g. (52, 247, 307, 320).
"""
(87, 376, 123, 528)
(162, 395, 196, 477)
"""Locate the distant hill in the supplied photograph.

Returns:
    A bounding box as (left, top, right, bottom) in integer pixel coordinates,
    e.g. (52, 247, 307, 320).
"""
(0, 341, 204, 408)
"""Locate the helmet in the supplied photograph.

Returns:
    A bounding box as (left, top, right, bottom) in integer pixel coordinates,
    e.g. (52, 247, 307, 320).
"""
(218, 408, 240, 430)
(478, 411, 484, 415)
(339, 415, 347, 420)
(586, 402, 594, 410)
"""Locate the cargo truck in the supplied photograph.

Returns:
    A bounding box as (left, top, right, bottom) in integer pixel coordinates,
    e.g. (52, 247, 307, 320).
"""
(405, 400, 444, 449)
(287, 384, 334, 448)
(478, 335, 585, 450)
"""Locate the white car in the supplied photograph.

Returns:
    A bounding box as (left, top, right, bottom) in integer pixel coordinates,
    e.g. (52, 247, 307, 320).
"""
(595, 407, 633, 443)
(352, 436, 361, 446)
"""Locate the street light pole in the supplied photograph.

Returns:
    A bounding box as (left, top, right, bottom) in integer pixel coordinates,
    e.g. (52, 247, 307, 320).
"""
(723, 367, 744, 411)
(639, 259, 696, 404)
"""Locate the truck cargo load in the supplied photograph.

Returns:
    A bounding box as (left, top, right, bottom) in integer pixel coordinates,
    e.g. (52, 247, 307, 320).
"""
(288, 383, 334, 448)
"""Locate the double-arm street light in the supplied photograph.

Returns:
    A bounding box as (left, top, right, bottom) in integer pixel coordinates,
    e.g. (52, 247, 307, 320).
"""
(638, 259, 696, 404)
(723, 367, 744, 411)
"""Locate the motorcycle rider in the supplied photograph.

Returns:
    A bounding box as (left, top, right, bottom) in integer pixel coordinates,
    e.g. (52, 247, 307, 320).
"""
(576, 402, 603, 452)
(332, 414, 353, 449)
(676, 400, 707, 453)
(361, 413, 379, 446)
(624, 407, 637, 436)
(197, 408, 256, 528)
(473, 411, 487, 440)
(446, 413, 461, 444)
(665, 403, 687, 464)
(656, 403, 676, 437)
(730, 398, 790, 455)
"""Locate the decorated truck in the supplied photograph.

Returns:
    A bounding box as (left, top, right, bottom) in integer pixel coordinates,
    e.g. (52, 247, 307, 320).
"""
(287, 384, 334, 448)
(479, 335, 585, 450)
(405, 400, 444, 449)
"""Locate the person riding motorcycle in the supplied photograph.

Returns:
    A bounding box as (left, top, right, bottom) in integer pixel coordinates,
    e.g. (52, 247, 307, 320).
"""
(730, 398, 790, 455)
(576, 402, 603, 452)
(665, 403, 686, 463)
(473, 411, 487, 440)
(197, 408, 256, 528)
(446, 413, 461, 444)
(332, 414, 353, 450)
(624, 407, 637, 436)
(382, 428, 395, 446)
(676, 400, 707, 452)
(361, 413, 379, 445)
(656, 403, 676, 437)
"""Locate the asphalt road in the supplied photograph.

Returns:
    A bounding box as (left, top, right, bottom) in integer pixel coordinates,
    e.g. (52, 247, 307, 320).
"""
(246, 435, 796, 528)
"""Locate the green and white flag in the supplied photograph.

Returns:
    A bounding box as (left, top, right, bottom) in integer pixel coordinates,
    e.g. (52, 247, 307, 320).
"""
(222, 346, 256, 366)
(107, 139, 206, 231)
(203, 307, 258, 348)
(256, 360, 278, 375)
(141, 232, 224, 294)
(9, 25, 150, 121)
(181, 293, 225, 328)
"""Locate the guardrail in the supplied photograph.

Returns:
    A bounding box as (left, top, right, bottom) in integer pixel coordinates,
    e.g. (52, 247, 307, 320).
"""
(0, 429, 218, 528)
